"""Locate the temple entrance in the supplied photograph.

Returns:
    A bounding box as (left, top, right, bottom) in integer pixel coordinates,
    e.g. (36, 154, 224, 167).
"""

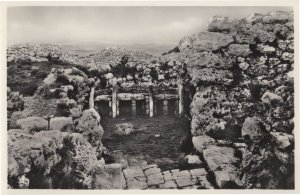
(136, 100, 146, 115)
(95, 101, 110, 117)
(168, 99, 176, 116)
(119, 100, 133, 116)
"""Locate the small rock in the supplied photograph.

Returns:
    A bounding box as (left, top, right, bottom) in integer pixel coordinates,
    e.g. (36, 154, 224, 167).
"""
(186, 155, 202, 165)
(261, 91, 284, 105)
(270, 132, 293, 150)
(241, 117, 266, 142)
(115, 123, 134, 135)
(192, 135, 216, 153)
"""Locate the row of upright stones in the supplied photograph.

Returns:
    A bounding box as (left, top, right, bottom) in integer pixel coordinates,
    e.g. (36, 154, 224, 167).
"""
(163, 10, 294, 189)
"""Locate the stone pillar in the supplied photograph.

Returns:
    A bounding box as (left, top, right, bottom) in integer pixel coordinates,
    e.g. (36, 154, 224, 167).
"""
(89, 86, 95, 109)
(178, 79, 184, 117)
(116, 99, 120, 117)
(109, 101, 112, 117)
(132, 100, 136, 116)
(148, 86, 154, 117)
(163, 99, 168, 116)
(112, 78, 117, 118)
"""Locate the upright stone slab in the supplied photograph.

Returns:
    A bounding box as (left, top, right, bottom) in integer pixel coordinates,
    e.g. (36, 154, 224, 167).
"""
(163, 100, 168, 116)
(112, 79, 117, 118)
(132, 100, 136, 116)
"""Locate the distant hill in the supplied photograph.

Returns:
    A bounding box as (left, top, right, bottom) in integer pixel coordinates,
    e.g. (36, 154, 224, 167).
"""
(59, 42, 176, 56)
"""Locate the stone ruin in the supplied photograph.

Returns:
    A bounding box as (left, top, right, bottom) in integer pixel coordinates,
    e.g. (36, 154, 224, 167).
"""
(7, 10, 294, 189)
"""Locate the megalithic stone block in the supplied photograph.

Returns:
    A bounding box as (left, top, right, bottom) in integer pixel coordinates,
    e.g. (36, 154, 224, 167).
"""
(132, 100, 136, 116)
(163, 100, 168, 116)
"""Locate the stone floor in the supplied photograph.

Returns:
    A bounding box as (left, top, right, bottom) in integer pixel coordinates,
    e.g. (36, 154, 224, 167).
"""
(121, 164, 214, 189)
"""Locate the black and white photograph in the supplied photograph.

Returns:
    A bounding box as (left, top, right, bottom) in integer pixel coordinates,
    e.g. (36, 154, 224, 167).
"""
(1, 1, 298, 192)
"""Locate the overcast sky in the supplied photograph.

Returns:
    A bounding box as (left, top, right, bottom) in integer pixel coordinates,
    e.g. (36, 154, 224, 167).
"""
(7, 6, 292, 45)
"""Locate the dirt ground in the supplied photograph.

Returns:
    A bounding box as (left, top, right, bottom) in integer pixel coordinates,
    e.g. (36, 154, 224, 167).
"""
(102, 115, 198, 171)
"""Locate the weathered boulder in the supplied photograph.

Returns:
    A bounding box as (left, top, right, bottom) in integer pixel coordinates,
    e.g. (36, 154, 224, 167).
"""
(192, 135, 216, 153)
(10, 112, 25, 129)
(186, 155, 202, 165)
(178, 32, 234, 52)
(56, 133, 99, 189)
(96, 62, 111, 73)
(241, 117, 267, 142)
(270, 132, 294, 150)
(261, 91, 284, 106)
(50, 117, 73, 131)
(16, 117, 48, 132)
(75, 108, 104, 150)
(227, 44, 252, 57)
(190, 68, 233, 85)
(257, 44, 276, 54)
(93, 163, 124, 189)
(203, 146, 240, 188)
(115, 123, 134, 135)
(7, 91, 25, 112)
(70, 106, 83, 119)
(56, 97, 77, 116)
(240, 141, 294, 189)
(178, 36, 193, 51)
(8, 129, 68, 188)
(208, 16, 236, 32)
(185, 51, 234, 70)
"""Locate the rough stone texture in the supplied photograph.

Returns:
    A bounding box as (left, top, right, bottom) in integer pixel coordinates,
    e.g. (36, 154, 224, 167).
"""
(203, 146, 240, 188)
(8, 129, 69, 188)
(241, 117, 267, 142)
(121, 164, 213, 189)
(227, 44, 252, 57)
(49, 117, 73, 131)
(55, 133, 100, 189)
(190, 68, 233, 86)
(7, 89, 25, 112)
(7, 10, 294, 190)
(16, 117, 48, 132)
(114, 123, 134, 135)
(186, 155, 202, 165)
(270, 132, 294, 150)
(203, 146, 239, 173)
(208, 15, 237, 32)
(75, 108, 104, 153)
(178, 32, 234, 52)
(93, 163, 124, 189)
(192, 135, 216, 153)
(147, 172, 164, 186)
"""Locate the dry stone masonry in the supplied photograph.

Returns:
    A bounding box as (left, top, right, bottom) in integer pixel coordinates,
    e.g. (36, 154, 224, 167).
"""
(7, 10, 294, 189)
(168, 10, 294, 189)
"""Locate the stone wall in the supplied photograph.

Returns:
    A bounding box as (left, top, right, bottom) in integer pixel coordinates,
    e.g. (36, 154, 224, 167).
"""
(7, 10, 294, 189)
(164, 10, 294, 189)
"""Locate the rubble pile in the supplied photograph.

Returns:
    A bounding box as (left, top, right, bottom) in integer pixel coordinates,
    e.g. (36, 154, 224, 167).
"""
(7, 43, 79, 64)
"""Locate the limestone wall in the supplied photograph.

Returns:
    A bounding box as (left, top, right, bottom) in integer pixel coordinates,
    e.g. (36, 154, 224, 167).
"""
(164, 10, 294, 189)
